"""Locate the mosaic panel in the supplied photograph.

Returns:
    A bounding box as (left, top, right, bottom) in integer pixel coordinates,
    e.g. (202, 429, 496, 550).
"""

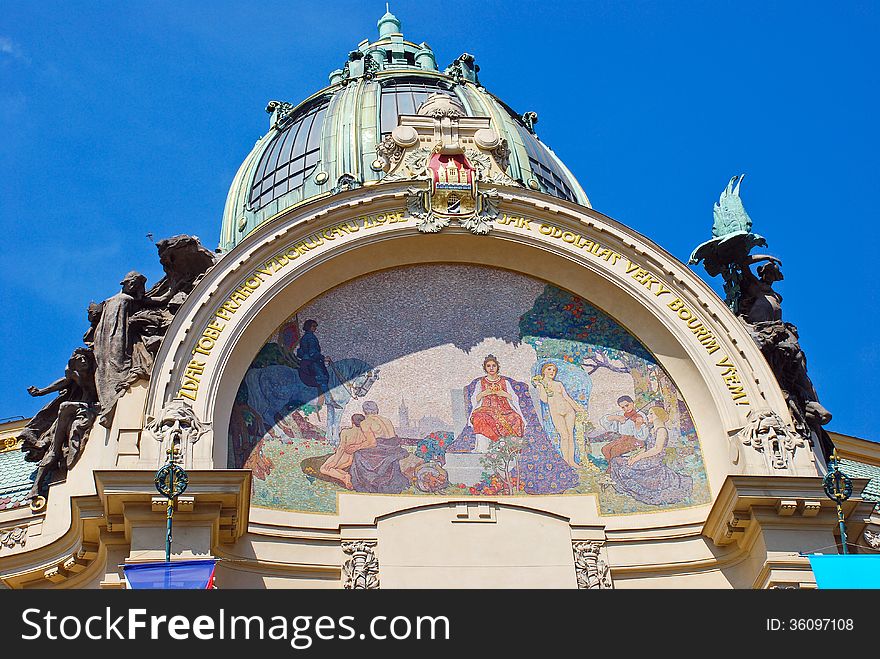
(228, 265, 711, 514)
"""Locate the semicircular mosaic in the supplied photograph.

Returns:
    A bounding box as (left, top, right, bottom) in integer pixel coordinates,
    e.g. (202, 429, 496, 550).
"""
(228, 264, 711, 514)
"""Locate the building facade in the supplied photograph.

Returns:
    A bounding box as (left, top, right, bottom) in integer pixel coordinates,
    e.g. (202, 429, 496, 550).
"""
(2, 12, 879, 589)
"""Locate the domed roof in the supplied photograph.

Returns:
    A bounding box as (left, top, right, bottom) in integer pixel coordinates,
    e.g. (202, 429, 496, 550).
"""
(220, 11, 590, 252)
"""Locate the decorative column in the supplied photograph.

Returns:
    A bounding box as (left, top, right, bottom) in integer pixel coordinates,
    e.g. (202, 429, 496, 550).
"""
(572, 541, 613, 589)
(342, 541, 380, 589)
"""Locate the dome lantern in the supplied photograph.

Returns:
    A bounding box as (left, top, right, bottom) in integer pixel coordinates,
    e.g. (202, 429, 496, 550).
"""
(377, 4, 402, 39)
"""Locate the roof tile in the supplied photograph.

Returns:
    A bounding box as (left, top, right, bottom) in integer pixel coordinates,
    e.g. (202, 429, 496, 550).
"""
(839, 458, 880, 502)
(0, 449, 35, 510)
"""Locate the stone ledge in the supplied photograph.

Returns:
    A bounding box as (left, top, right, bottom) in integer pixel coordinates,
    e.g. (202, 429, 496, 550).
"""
(703, 474, 875, 549)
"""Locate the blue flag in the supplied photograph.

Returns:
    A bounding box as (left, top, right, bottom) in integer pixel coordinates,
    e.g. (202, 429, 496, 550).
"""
(123, 559, 217, 589)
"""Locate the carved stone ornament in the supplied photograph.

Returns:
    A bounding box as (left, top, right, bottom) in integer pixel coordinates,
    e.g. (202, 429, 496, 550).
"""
(444, 53, 480, 85)
(572, 541, 613, 589)
(145, 398, 211, 467)
(340, 51, 380, 85)
(864, 528, 880, 551)
(0, 526, 27, 549)
(405, 183, 501, 235)
(738, 409, 804, 470)
(384, 146, 433, 182)
(465, 147, 518, 187)
(491, 138, 511, 172)
(265, 100, 295, 128)
(399, 145, 507, 235)
(459, 188, 501, 235)
(419, 93, 466, 119)
(342, 540, 380, 589)
(375, 134, 405, 171)
(382, 91, 519, 235)
(332, 173, 362, 194)
(364, 53, 380, 79)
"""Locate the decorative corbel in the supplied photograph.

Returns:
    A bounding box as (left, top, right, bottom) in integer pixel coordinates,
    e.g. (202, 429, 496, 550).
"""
(342, 540, 380, 589)
(572, 541, 613, 589)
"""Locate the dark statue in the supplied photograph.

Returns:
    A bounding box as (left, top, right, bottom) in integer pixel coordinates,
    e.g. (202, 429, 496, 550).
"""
(20, 348, 99, 508)
(689, 176, 834, 463)
(739, 259, 784, 323)
(23, 235, 215, 505)
(89, 270, 158, 427)
(87, 235, 216, 427)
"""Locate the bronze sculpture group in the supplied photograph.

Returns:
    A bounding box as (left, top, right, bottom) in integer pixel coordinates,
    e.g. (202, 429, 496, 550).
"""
(690, 175, 834, 462)
(21, 235, 215, 509)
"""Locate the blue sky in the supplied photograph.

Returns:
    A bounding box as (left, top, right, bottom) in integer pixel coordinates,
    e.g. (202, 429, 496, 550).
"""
(1, 1, 877, 440)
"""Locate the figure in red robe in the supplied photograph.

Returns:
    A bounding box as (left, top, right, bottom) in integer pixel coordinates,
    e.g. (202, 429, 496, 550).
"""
(470, 356, 525, 442)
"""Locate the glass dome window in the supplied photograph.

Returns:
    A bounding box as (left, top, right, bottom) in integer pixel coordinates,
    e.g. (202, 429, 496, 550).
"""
(513, 122, 577, 203)
(249, 101, 328, 211)
(379, 78, 455, 136)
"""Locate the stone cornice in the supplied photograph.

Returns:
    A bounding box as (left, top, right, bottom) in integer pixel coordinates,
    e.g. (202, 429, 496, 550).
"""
(211, 552, 342, 578)
(1, 470, 251, 588)
(0, 494, 105, 589)
(829, 431, 880, 466)
(93, 469, 251, 546)
(703, 474, 875, 548)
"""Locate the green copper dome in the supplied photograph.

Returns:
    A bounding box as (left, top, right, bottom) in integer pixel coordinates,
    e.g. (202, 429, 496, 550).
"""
(220, 12, 590, 252)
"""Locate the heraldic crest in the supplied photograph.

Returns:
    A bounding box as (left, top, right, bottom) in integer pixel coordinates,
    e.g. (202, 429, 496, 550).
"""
(376, 92, 518, 234)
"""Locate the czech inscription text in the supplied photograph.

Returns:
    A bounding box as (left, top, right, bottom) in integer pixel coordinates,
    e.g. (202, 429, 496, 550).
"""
(177, 210, 749, 407)
(177, 212, 408, 401)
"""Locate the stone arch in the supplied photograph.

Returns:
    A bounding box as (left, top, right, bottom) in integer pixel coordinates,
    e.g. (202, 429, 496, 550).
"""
(144, 185, 796, 521)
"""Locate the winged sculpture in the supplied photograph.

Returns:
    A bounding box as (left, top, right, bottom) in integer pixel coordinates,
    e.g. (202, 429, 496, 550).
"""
(712, 174, 751, 237)
(689, 174, 767, 277)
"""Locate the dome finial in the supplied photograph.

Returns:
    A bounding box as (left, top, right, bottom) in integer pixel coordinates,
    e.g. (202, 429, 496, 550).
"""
(378, 4, 401, 38)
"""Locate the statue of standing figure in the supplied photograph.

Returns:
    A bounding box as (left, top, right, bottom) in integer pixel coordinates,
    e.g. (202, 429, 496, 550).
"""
(690, 176, 834, 463)
(87, 235, 216, 427)
(89, 271, 164, 427)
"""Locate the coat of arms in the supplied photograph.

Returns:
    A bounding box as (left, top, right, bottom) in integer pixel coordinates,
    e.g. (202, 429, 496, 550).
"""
(377, 93, 517, 234)
(429, 152, 476, 217)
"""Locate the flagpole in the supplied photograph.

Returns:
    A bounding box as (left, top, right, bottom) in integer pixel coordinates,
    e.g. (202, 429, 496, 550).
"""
(822, 449, 853, 554)
(155, 447, 189, 571)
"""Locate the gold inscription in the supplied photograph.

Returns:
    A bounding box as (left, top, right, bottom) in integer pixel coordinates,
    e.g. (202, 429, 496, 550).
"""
(177, 212, 409, 401)
(178, 210, 749, 407)
(528, 220, 749, 407)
